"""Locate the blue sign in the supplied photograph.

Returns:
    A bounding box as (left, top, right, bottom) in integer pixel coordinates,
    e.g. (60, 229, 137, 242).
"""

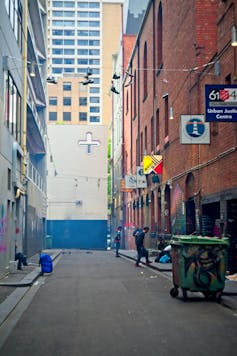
(205, 84, 237, 122)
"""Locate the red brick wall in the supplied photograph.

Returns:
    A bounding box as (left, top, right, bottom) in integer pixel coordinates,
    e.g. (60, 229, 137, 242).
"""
(122, 0, 237, 234)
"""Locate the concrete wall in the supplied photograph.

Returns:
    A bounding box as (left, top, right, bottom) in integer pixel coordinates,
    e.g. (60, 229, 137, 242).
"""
(47, 124, 108, 249)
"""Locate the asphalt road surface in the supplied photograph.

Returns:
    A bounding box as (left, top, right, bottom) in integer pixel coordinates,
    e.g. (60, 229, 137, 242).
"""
(0, 250, 236, 356)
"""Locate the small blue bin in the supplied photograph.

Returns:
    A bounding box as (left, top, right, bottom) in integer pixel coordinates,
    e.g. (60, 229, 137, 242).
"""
(39, 253, 53, 273)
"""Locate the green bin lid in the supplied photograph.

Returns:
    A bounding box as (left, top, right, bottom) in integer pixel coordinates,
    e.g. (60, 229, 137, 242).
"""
(171, 235, 229, 245)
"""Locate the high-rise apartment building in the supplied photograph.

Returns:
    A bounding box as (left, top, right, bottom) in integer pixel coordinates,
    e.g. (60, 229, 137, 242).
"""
(47, 0, 123, 125)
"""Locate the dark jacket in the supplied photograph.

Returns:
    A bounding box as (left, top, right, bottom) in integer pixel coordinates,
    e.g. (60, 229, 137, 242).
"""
(135, 231, 145, 247)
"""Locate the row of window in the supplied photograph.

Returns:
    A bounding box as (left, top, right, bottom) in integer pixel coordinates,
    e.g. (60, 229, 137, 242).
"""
(5, 0, 23, 49)
(52, 29, 100, 36)
(52, 20, 100, 27)
(52, 11, 100, 18)
(52, 1, 100, 9)
(57, 82, 100, 92)
(49, 97, 100, 112)
(51, 57, 100, 67)
(49, 97, 100, 105)
(51, 48, 100, 56)
(4, 72, 22, 142)
(49, 112, 100, 123)
(52, 39, 100, 46)
(51, 68, 100, 79)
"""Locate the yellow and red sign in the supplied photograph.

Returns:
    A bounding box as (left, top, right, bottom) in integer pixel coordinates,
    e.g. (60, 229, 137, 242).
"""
(143, 155, 163, 175)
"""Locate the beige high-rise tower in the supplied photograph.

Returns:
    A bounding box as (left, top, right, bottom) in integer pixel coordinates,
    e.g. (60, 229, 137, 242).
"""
(47, 0, 123, 126)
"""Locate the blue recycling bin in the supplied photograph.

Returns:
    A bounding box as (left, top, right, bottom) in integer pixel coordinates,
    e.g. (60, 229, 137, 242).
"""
(39, 253, 53, 274)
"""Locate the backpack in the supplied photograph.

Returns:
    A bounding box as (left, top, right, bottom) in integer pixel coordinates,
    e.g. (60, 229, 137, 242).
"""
(133, 228, 142, 237)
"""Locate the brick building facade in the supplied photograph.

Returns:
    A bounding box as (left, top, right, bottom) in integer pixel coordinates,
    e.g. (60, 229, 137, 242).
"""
(121, 0, 237, 272)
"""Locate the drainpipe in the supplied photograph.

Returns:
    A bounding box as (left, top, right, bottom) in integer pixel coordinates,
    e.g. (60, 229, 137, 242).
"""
(22, 0, 28, 255)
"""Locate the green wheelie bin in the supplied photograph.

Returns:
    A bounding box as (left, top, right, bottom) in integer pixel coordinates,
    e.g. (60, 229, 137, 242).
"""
(169, 236, 229, 301)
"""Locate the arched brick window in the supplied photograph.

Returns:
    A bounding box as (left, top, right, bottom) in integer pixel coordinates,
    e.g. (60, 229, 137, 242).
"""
(157, 2, 163, 70)
(133, 70, 137, 117)
(143, 42, 148, 98)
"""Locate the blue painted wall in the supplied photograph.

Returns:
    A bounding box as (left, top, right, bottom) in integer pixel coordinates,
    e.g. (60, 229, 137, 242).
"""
(47, 220, 107, 250)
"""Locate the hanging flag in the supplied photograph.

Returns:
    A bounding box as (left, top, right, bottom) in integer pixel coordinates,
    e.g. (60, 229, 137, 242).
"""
(143, 155, 163, 174)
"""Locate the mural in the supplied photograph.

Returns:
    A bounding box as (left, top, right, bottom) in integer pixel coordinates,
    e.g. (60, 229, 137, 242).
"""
(181, 244, 226, 290)
(170, 184, 186, 235)
(0, 204, 7, 252)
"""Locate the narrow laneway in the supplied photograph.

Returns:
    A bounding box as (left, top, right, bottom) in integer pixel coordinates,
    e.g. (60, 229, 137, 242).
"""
(0, 251, 236, 356)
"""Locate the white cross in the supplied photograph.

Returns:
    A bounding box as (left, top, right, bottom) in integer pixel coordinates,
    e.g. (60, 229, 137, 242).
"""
(78, 132, 101, 154)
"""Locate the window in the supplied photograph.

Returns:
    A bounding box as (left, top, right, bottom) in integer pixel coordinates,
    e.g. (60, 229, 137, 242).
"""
(89, 30, 100, 36)
(63, 112, 71, 121)
(52, 39, 63, 45)
(78, 11, 89, 17)
(8, 168, 11, 190)
(79, 112, 87, 121)
(151, 116, 154, 151)
(78, 49, 88, 55)
(164, 95, 168, 138)
(144, 126, 147, 152)
(133, 70, 137, 117)
(78, 2, 100, 8)
(140, 132, 143, 158)
(64, 1, 74, 7)
(157, 3, 163, 70)
(78, 21, 89, 27)
(90, 107, 100, 113)
(78, 30, 89, 36)
(90, 116, 100, 123)
(89, 49, 100, 55)
(52, 67, 63, 74)
(64, 58, 74, 64)
(89, 12, 99, 18)
(64, 30, 75, 36)
(89, 40, 100, 46)
(49, 97, 57, 106)
(52, 20, 75, 27)
(64, 49, 75, 55)
(52, 48, 63, 54)
(143, 42, 148, 99)
(64, 39, 74, 46)
(78, 59, 88, 65)
(52, 29, 63, 35)
(5, 0, 23, 47)
(78, 39, 88, 46)
(49, 112, 57, 121)
(4, 72, 21, 141)
(52, 1, 63, 6)
(63, 97, 71, 106)
(79, 97, 87, 106)
(52, 58, 63, 64)
(63, 82, 71, 91)
(90, 97, 99, 104)
(89, 59, 100, 65)
(126, 91, 129, 114)
(156, 109, 160, 147)
(64, 68, 74, 73)
(90, 87, 100, 94)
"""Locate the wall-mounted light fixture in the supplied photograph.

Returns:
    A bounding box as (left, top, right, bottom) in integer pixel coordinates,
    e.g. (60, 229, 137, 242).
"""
(29, 61, 36, 77)
(231, 25, 237, 47)
(169, 107, 174, 120)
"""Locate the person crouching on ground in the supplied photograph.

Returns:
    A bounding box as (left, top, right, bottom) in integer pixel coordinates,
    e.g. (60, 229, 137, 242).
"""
(115, 226, 122, 257)
(135, 226, 152, 266)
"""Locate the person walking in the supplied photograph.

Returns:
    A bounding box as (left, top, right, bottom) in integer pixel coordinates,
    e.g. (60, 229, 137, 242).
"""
(114, 226, 122, 257)
(135, 226, 152, 266)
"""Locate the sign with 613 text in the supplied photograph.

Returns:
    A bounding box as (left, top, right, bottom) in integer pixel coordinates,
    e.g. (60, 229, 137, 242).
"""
(205, 84, 237, 122)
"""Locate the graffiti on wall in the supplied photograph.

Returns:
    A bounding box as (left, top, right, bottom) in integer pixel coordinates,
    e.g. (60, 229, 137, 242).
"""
(171, 184, 186, 235)
(0, 204, 7, 252)
(182, 245, 226, 290)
